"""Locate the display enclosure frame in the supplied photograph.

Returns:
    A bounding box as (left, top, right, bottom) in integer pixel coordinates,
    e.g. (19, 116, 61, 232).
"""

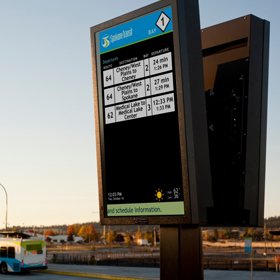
(201, 15, 270, 227)
(90, 0, 212, 225)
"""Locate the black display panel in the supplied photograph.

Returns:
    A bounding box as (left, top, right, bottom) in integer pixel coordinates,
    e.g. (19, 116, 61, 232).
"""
(205, 58, 250, 224)
(202, 15, 270, 226)
(91, 0, 212, 225)
(96, 7, 184, 218)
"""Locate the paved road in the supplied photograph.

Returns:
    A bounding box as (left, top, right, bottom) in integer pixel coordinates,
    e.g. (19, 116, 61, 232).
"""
(47, 264, 158, 279)
(204, 270, 278, 280)
(45, 264, 280, 279)
(0, 271, 102, 280)
(2, 265, 280, 279)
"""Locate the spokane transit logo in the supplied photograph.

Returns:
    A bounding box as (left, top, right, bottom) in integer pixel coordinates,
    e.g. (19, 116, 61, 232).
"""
(102, 34, 110, 48)
(102, 28, 133, 49)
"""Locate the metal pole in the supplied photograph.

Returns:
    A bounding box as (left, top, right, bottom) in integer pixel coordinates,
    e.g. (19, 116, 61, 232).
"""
(251, 257, 253, 280)
(0, 184, 8, 231)
(160, 225, 203, 280)
(108, 225, 111, 258)
(264, 223, 267, 255)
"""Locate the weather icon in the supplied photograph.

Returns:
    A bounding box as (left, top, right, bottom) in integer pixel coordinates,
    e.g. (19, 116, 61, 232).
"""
(155, 188, 164, 201)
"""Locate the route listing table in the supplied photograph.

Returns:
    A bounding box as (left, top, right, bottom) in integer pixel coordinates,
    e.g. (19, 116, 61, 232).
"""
(103, 51, 175, 124)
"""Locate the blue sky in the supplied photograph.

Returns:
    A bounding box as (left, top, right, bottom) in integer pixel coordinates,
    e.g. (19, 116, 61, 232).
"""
(0, 0, 279, 227)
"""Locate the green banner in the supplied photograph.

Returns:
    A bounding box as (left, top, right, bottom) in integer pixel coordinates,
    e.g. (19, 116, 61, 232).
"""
(107, 201, 184, 216)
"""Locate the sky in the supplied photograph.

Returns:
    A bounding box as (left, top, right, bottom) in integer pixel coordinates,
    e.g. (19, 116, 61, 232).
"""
(0, 0, 279, 227)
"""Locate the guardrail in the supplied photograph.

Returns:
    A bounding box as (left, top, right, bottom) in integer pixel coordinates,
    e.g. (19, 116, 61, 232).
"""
(47, 252, 277, 270)
(47, 245, 279, 270)
(203, 258, 275, 270)
(47, 252, 160, 267)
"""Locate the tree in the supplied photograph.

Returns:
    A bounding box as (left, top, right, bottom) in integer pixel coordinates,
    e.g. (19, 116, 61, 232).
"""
(267, 232, 273, 241)
(45, 237, 52, 243)
(44, 229, 57, 236)
(213, 229, 219, 241)
(241, 228, 263, 241)
(78, 225, 99, 242)
(67, 234, 74, 242)
(115, 233, 124, 242)
(144, 232, 153, 244)
(241, 229, 249, 239)
(78, 226, 87, 240)
(67, 224, 81, 235)
(73, 224, 81, 235)
(273, 235, 280, 241)
(67, 225, 74, 235)
(219, 229, 230, 239)
(86, 225, 99, 242)
(204, 233, 211, 241)
(106, 230, 115, 244)
(154, 229, 160, 243)
(135, 231, 142, 240)
(12, 226, 19, 232)
(124, 233, 132, 244)
(231, 231, 240, 240)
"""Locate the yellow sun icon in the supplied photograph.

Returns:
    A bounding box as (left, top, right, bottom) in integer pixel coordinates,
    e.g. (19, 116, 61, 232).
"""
(155, 188, 164, 201)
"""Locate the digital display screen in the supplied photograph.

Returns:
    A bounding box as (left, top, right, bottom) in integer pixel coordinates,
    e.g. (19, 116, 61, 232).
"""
(95, 7, 184, 217)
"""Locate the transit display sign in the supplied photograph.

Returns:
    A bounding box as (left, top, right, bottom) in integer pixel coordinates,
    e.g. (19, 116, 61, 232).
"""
(95, 7, 184, 217)
(91, 0, 212, 225)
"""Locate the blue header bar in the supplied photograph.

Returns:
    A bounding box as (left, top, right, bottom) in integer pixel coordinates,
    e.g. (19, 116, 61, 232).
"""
(99, 7, 173, 54)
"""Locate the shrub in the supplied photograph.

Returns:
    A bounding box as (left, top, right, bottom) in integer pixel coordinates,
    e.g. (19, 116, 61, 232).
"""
(88, 255, 97, 265)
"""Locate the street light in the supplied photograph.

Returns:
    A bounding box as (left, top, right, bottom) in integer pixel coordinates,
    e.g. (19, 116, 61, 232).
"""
(0, 184, 8, 231)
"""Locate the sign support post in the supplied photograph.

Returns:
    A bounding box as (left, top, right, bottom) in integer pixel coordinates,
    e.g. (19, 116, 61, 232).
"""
(160, 226, 203, 280)
(91, 1, 209, 279)
(251, 256, 253, 280)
